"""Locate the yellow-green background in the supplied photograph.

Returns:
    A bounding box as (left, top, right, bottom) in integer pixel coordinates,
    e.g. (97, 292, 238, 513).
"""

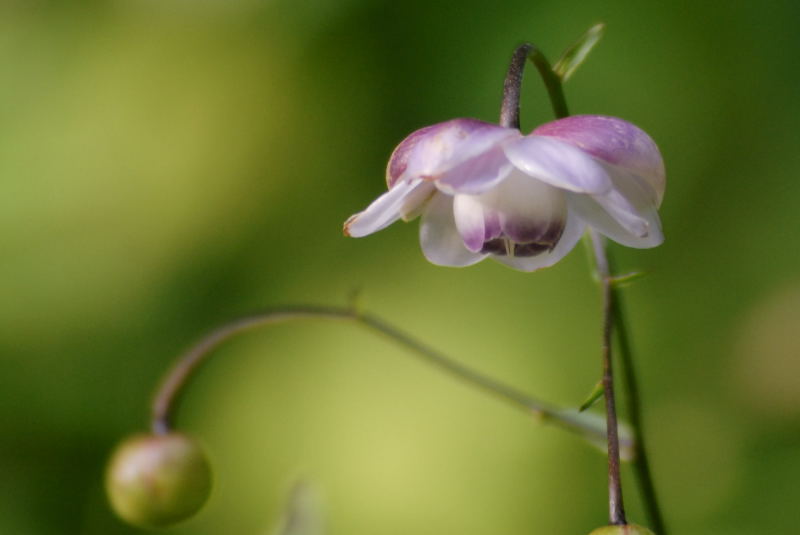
(2, 1, 799, 534)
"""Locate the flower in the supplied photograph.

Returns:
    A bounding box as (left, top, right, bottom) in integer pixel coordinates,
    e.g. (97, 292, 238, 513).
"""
(344, 115, 664, 271)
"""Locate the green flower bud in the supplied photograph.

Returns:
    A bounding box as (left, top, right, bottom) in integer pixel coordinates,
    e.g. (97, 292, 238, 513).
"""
(105, 432, 212, 528)
(588, 524, 656, 535)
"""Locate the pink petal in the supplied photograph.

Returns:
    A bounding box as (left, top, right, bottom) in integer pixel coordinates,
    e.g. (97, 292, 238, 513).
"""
(385, 124, 439, 188)
(533, 115, 665, 205)
(386, 118, 517, 188)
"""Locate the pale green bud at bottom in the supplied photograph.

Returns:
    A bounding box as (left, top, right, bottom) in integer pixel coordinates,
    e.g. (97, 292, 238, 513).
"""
(105, 432, 212, 528)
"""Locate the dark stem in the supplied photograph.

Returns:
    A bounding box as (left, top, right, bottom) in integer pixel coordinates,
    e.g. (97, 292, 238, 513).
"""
(500, 44, 531, 129)
(589, 229, 627, 526)
(608, 251, 667, 534)
(519, 45, 628, 526)
(499, 43, 570, 129)
(150, 305, 611, 445)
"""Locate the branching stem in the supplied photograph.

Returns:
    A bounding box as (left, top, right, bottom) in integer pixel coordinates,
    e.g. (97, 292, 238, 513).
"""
(150, 305, 618, 450)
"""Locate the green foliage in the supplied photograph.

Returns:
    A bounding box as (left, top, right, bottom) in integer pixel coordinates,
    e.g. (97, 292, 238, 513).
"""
(553, 23, 606, 82)
(579, 380, 605, 412)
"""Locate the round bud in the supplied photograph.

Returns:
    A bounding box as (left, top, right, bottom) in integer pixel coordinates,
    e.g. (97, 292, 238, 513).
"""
(105, 432, 212, 528)
(588, 524, 656, 535)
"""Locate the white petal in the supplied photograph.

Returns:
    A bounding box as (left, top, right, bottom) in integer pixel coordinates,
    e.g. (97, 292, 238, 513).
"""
(344, 179, 423, 237)
(400, 182, 436, 221)
(491, 171, 566, 244)
(596, 189, 650, 237)
(493, 210, 586, 272)
(503, 136, 612, 194)
(419, 193, 486, 267)
(567, 164, 663, 248)
(452, 194, 491, 252)
(434, 146, 514, 195)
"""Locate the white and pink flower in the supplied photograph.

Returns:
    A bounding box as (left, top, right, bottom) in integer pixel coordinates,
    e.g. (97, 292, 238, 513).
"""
(344, 115, 665, 271)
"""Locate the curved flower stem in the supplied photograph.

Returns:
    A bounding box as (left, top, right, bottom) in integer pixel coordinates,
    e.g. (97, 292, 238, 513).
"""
(150, 305, 616, 450)
(500, 43, 569, 128)
(589, 230, 627, 526)
(607, 250, 667, 535)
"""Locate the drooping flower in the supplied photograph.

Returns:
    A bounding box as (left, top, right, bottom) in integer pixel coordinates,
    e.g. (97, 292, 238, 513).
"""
(344, 115, 664, 271)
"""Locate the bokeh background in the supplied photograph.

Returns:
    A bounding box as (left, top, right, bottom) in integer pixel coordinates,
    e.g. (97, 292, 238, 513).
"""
(2, 1, 799, 534)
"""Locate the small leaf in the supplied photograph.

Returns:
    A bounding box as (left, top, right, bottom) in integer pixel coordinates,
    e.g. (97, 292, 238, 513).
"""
(270, 481, 325, 535)
(610, 271, 649, 288)
(579, 380, 605, 412)
(553, 23, 606, 82)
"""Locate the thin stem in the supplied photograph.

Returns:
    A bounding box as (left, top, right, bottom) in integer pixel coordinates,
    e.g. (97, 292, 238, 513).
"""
(500, 44, 532, 129)
(522, 41, 664, 528)
(499, 43, 569, 129)
(151, 306, 352, 434)
(608, 250, 667, 535)
(150, 305, 611, 448)
(589, 229, 627, 526)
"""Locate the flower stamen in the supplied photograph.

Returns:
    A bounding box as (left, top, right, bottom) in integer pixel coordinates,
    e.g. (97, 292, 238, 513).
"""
(503, 238, 514, 257)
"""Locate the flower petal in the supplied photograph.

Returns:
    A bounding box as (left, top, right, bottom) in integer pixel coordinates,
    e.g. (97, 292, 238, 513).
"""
(419, 193, 486, 267)
(400, 181, 437, 221)
(385, 123, 439, 188)
(388, 118, 518, 187)
(495, 173, 566, 246)
(503, 135, 612, 194)
(493, 209, 585, 272)
(533, 115, 665, 205)
(344, 179, 424, 237)
(452, 194, 490, 252)
(452, 170, 567, 254)
(434, 146, 514, 195)
(567, 163, 663, 248)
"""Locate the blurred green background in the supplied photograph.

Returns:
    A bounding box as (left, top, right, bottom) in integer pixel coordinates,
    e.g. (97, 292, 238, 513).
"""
(2, 1, 799, 534)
